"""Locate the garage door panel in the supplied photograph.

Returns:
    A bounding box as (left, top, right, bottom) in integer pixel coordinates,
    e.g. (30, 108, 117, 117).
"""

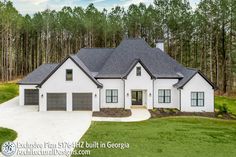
(24, 89, 39, 105)
(73, 93, 92, 111)
(47, 93, 66, 111)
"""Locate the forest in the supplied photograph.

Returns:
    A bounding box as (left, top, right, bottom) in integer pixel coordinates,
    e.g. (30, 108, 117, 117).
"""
(0, 0, 235, 94)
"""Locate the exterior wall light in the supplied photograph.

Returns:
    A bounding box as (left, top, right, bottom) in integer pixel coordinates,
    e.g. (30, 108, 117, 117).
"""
(149, 93, 152, 96)
(95, 94, 97, 97)
(127, 93, 129, 96)
(41, 94, 43, 98)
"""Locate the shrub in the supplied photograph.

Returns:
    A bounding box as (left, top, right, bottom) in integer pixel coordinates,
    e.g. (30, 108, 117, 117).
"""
(218, 104, 229, 114)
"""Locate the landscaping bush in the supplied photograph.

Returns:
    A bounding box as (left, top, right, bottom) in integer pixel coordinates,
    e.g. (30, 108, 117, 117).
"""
(218, 104, 229, 114)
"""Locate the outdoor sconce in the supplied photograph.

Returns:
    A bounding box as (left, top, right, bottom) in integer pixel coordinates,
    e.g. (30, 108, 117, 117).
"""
(41, 94, 43, 98)
(94, 94, 97, 97)
(127, 93, 129, 96)
(149, 93, 152, 96)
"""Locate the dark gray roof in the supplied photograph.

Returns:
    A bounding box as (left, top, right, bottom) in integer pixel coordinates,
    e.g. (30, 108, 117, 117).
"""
(19, 38, 215, 89)
(18, 64, 58, 85)
(77, 48, 114, 72)
(70, 55, 103, 87)
(173, 68, 216, 89)
(173, 68, 198, 89)
(95, 38, 185, 78)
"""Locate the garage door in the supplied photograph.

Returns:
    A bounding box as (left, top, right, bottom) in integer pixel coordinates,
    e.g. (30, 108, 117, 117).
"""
(24, 89, 39, 105)
(72, 93, 92, 110)
(47, 93, 66, 111)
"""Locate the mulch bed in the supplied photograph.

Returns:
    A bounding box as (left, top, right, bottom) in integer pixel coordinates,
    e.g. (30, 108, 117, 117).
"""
(93, 108, 131, 117)
(149, 108, 236, 120)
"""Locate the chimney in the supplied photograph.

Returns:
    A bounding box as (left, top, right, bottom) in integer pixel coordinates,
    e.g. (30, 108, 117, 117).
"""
(156, 39, 164, 51)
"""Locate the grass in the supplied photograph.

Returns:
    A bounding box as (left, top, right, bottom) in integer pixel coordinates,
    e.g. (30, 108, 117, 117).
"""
(73, 117, 236, 157)
(0, 83, 18, 104)
(0, 127, 17, 151)
(215, 96, 236, 115)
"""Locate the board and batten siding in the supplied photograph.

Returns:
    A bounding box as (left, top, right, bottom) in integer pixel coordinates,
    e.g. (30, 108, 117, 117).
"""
(180, 73, 214, 112)
(39, 58, 100, 111)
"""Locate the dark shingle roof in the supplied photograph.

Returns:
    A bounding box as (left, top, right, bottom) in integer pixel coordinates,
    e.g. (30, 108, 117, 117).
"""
(18, 64, 58, 85)
(77, 48, 114, 72)
(19, 38, 215, 89)
(95, 38, 185, 78)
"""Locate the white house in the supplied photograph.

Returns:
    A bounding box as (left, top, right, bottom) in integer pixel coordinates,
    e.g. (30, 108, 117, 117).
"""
(18, 38, 216, 112)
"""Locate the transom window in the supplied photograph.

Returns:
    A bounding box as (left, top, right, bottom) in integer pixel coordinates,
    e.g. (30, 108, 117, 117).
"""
(106, 89, 118, 103)
(191, 92, 204, 106)
(158, 89, 171, 103)
(136, 67, 141, 76)
(66, 69, 73, 81)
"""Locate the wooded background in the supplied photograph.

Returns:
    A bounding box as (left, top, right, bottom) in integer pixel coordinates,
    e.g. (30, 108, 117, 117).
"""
(0, 0, 235, 93)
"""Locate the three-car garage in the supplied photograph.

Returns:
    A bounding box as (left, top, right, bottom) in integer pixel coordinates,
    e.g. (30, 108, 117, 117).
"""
(24, 90, 93, 111)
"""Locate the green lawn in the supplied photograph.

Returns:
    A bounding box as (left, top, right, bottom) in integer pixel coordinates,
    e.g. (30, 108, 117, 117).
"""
(215, 96, 236, 115)
(0, 83, 18, 104)
(0, 127, 17, 151)
(74, 117, 236, 157)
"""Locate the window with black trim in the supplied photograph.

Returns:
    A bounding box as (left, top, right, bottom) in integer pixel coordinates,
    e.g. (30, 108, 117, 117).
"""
(158, 89, 171, 103)
(136, 67, 141, 76)
(191, 92, 204, 106)
(106, 89, 118, 103)
(66, 69, 73, 81)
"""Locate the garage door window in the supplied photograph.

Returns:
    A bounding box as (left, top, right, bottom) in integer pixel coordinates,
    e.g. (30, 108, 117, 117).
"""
(106, 89, 118, 103)
(66, 69, 73, 81)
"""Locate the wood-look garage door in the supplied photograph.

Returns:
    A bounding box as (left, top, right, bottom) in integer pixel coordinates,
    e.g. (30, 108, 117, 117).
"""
(24, 89, 39, 105)
(72, 93, 92, 111)
(47, 93, 66, 111)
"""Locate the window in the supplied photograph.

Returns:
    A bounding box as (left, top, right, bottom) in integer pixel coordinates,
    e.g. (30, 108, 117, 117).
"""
(136, 67, 141, 76)
(191, 92, 204, 106)
(66, 69, 73, 81)
(106, 89, 118, 103)
(158, 89, 171, 103)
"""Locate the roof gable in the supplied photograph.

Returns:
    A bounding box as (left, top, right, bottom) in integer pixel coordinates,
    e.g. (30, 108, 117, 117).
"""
(38, 55, 103, 88)
(173, 68, 217, 90)
(123, 59, 155, 79)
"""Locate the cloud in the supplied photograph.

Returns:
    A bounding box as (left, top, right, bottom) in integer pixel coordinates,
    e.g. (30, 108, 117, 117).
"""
(17, 0, 49, 5)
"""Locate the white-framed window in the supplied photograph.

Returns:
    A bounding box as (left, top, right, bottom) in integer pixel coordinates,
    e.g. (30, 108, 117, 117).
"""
(136, 67, 141, 76)
(158, 89, 171, 103)
(191, 92, 204, 106)
(106, 89, 118, 103)
(66, 69, 73, 81)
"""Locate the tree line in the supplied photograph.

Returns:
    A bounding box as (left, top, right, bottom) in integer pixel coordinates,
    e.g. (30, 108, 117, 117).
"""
(0, 0, 235, 93)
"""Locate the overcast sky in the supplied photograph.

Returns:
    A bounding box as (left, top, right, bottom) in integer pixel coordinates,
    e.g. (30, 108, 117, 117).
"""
(9, 0, 201, 15)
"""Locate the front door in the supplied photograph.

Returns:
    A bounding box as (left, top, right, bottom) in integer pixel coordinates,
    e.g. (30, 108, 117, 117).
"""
(132, 91, 142, 105)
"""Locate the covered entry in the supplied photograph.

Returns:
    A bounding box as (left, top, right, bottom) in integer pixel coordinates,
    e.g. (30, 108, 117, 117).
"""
(132, 91, 143, 105)
(24, 89, 39, 105)
(47, 93, 66, 111)
(72, 93, 92, 110)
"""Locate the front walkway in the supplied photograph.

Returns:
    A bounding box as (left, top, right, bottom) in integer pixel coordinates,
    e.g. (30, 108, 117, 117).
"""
(92, 108, 151, 122)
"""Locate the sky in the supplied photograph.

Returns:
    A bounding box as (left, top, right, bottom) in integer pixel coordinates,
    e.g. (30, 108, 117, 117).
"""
(9, 0, 201, 15)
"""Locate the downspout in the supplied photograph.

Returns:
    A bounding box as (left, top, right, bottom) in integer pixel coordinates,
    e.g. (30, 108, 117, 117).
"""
(122, 79, 126, 108)
(99, 88, 101, 110)
(152, 79, 155, 109)
(179, 89, 182, 111)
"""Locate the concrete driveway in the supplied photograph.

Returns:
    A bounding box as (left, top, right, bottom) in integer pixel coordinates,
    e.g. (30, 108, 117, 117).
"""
(0, 97, 92, 156)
